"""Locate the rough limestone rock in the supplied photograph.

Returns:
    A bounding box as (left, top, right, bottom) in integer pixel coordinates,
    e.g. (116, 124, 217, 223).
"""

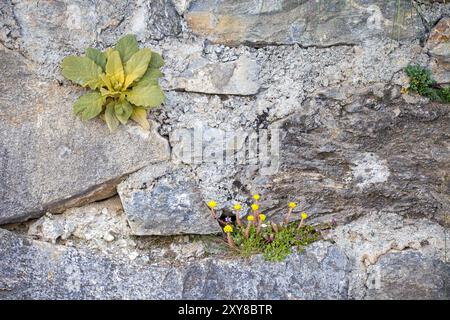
(0, 0, 449, 300)
(1, 222, 448, 299)
(169, 118, 248, 165)
(27, 197, 129, 245)
(153, 35, 448, 225)
(0, 0, 181, 77)
(171, 0, 193, 16)
(264, 99, 450, 225)
(186, 0, 424, 46)
(427, 17, 450, 84)
(364, 251, 450, 300)
(0, 47, 170, 224)
(117, 163, 222, 235)
(23, 196, 216, 263)
(325, 212, 448, 299)
(0, 229, 350, 299)
(168, 54, 261, 95)
(0, 0, 184, 225)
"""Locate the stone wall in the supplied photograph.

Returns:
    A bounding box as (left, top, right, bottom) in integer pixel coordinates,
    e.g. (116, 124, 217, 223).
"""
(0, 0, 449, 299)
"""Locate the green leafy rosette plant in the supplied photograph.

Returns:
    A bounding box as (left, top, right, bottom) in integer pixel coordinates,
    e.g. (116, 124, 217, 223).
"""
(61, 34, 165, 131)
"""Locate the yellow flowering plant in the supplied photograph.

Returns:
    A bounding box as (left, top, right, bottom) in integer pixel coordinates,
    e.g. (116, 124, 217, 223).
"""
(205, 195, 324, 261)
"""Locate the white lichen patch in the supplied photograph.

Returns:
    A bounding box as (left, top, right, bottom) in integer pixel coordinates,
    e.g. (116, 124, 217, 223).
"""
(352, 153, 390, 189)
(366, 5, 384, 31)
(65, 4, 82, 30)
(129, 0, 148, 38)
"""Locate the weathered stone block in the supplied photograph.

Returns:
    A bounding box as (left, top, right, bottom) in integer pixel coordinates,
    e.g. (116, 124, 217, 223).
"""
(117, 163, 221, 235)
(427, 17, 450, 84)
(168, 55, 260, 95)
(186, 0, 424, 47)
(0, 229, 351, 299)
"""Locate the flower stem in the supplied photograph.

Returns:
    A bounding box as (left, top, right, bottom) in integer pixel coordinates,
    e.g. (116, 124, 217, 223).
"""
(256, 219, 262, 235)
(235, 210, 243, 227)
(284, 208, 293, 225)
(245, 221, 252, 239)
(297, 218, 304, 231)
(227, 233, 236, 249)
(210, 208, 217, 220)
(271, 222, 278, 233)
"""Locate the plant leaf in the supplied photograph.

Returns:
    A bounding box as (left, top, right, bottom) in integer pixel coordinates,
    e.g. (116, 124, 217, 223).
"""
(104, 48, 114, 60)
(126, 84, 165, 108)
(115, 34, 139, 63)
(61, 56, 103, 90)
(86, 48, 107, 71)
(114, 99, 133, 124)
(123, 48, 152, 89)
(105, 50, 125, 90)
(130, 106, 150, 130)
(138, 68, 163, 86)
(105, 101, 119, 132)
(99, 73, 114, 92)
(73, 92, 105, 121)
(149, 51, 164, 68)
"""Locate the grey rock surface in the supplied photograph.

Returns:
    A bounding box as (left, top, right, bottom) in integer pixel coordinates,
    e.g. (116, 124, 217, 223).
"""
(0, 228, 350, 299)
(153, 34, 450, 227)
(0, 0, 449, 300)
(324, 212, 448, 299)
(168, 55, 261, 95)
(171, 0, 193, 16)
(264, 98, 450, 225)
(364, 251, 450, 300)
(427, 17, 450, 84)
(186, 0, 424, 46)
(22, 196, 218, 264)
(1, 0, 181, 78)
(0, 47, 170, 224)
(1, 220, 448, 299)
(117, 163, 222, 235)
(27, 197, 129, 245)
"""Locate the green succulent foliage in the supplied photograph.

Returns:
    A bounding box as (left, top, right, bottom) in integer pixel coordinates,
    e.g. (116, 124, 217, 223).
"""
(61, 34, 165, 131)
(405, 65, 450, 104)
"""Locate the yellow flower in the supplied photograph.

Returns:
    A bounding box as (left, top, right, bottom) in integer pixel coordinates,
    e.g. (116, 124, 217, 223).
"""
(233, 203, 242, 210)
(207, 200, 217, 209)
(247, 215, 255, 222)
(400, 87, 408, 94)
(223, 225, 233, 233)
(259, 214, 266, 222)
(253, 194, 260, 201)
(251, 204, 259, 211)
(288, 202, 297, 209)
(301, 212, 308, 220)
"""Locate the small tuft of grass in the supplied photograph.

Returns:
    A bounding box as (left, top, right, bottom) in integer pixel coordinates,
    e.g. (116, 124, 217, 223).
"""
(262, 224, 319, 262)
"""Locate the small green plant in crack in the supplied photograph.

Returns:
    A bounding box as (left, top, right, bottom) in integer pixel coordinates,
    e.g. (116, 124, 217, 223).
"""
(61, 34, 165, 131)
(404, 65, 450, 103)
(207, 195, 323, 262)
